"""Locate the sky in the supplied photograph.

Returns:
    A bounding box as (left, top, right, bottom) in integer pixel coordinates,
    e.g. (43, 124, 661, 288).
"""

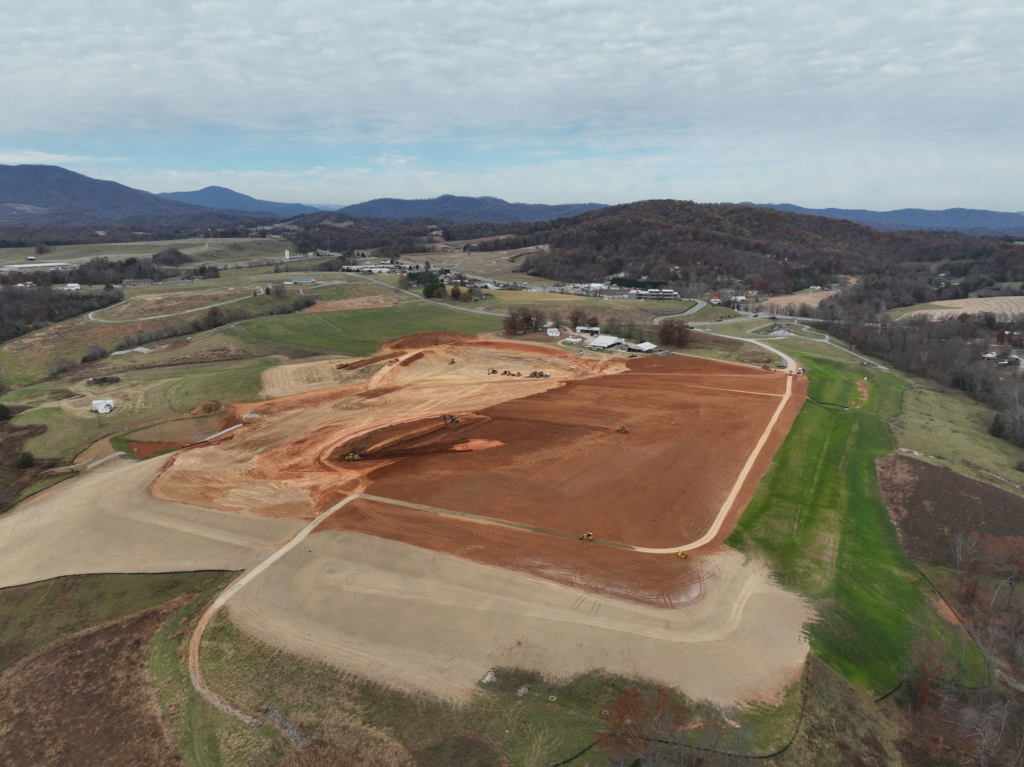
(1, 0, 1022, 210)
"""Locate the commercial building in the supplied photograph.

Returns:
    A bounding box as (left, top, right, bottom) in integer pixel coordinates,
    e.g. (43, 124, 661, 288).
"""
(627, 288, 680, 301)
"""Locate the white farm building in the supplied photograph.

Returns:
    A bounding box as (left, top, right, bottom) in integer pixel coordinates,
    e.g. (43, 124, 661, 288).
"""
(588, 335, 624, 351)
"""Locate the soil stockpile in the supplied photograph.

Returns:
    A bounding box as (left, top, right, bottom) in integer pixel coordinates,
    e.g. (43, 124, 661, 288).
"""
(385, 332, 478, 349)
(0, 600, 185, 767)
(877, 454, 1024, 567)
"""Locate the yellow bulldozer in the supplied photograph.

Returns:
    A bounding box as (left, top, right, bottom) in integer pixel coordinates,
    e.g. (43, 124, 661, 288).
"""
(617, 426, 629, 434)
(488, 368, 498, 375)
(344, 452, 362, 462)
(579, 532, 594, 541)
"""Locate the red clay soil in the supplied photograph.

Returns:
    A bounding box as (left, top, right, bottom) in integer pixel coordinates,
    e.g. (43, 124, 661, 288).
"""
(0, 599, 185, 767)
(399, 351, 424, 367)
(348, 354, 805, 549)
(128, 441, 188, 459)
(384, 332, 479, 350)
(337, 351, 401, 370)
(319, 498, 708, 608)
(877, 454, 1024, 568)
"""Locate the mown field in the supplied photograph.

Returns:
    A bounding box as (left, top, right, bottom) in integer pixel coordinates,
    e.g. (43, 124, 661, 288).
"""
(5, 357, 272, 462)
(243, 302, 503, 356)
(728, 351, 984, 694)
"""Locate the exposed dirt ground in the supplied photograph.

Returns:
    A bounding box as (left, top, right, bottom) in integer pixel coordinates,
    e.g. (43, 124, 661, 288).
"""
(906, 296, 1024, 320)
(876, 454, 1024, 567)
(128, 441, 188, 458)
(260, 359, 378, 398)
(0, 456, 303, 588)
(762, 291, 838, 311)
(346, 354, 802, 549)
(301, 295, 406, 313)
(128, 415, 221, 444)
(229, 531, 812, 705)
(0, 599, 185, 767)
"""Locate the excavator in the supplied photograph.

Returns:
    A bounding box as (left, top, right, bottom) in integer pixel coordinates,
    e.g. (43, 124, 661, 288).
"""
(488, 368, 498, 375)
(677, 551, 687, 560)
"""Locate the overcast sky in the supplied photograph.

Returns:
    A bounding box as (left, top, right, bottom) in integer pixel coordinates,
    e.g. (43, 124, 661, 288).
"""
(1, 0, 1021, 209)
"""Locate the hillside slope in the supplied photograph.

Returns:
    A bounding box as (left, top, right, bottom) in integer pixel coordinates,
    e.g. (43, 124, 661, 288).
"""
(753, 202, 1024, 234)
(158, 186, 320, 216)
(340, 194, 606, 222)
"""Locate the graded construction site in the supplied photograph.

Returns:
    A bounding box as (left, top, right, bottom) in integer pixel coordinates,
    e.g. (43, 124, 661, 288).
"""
(0, 332, 811, 705)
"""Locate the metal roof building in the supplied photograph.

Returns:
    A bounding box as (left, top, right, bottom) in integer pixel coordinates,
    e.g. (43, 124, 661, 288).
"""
(588, 335, 624, 350)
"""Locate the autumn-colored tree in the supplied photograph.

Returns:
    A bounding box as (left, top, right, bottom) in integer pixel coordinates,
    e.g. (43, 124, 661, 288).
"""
(450, 285, 461, 300)
(596, 687, 691, 763)
(906, 637, 950, 712)
(658, 319, 691, 348)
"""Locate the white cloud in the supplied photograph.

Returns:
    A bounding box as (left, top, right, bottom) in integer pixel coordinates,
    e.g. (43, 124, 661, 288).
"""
(2, 0, 1022, 207)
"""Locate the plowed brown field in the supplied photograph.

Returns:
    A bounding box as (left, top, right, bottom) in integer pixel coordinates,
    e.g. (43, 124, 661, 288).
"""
(341, 355, 803, 549)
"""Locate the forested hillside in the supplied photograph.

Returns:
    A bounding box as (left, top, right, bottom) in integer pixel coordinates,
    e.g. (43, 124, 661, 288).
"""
(487, 200, 1018, 294)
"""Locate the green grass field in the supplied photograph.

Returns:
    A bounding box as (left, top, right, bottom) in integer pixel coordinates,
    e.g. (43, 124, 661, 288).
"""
(687, 304, 746, 322)
(728, 353, 983, 694)
(244, 301, 503, 357)
(891, 382, 1024, 497)
(6, 357, 271, 461)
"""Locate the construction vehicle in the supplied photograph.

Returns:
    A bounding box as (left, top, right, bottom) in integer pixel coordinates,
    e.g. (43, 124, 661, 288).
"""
(677, 551, 688, 559)
(515, 371, 522, 377)
(761, 364, 772, 370)
(344, 452, 362, 462)
(448, 359, 456, 365)
(579, 532, 594, 541)
(488, 368, 498, 375)
(617, 426, 629, 433)
(442, 414, 461, 425)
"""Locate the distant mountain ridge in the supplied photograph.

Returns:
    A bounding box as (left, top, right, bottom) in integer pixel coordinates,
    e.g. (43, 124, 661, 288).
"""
(0, 164, 273, 227)
(340, 194, 607, 223)
(747, 203, 1024, 234)
(158, 186, 321, 216)
(0, 164, 209, 224)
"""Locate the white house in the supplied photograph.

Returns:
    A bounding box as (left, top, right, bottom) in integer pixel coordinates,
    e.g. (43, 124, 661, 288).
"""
(546, 328, 560, 337)
(626, 341, 658, 353)
(575, 326, 601, 335)
(563, 337, 584, 345)
(91, 400, 115, 414)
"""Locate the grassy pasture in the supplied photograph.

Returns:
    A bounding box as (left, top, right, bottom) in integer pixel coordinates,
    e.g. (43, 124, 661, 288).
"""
(687, 304, 746, 323)
(6, 357, 271, 461)
(244, 302, 503, 357)
(891, 382, 1024, 498)
(728, 353, 984, 694)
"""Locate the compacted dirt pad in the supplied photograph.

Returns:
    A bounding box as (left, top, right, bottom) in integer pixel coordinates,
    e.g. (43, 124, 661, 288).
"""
(877, 453, 1024, 567)
(351, 354, 803, 549)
